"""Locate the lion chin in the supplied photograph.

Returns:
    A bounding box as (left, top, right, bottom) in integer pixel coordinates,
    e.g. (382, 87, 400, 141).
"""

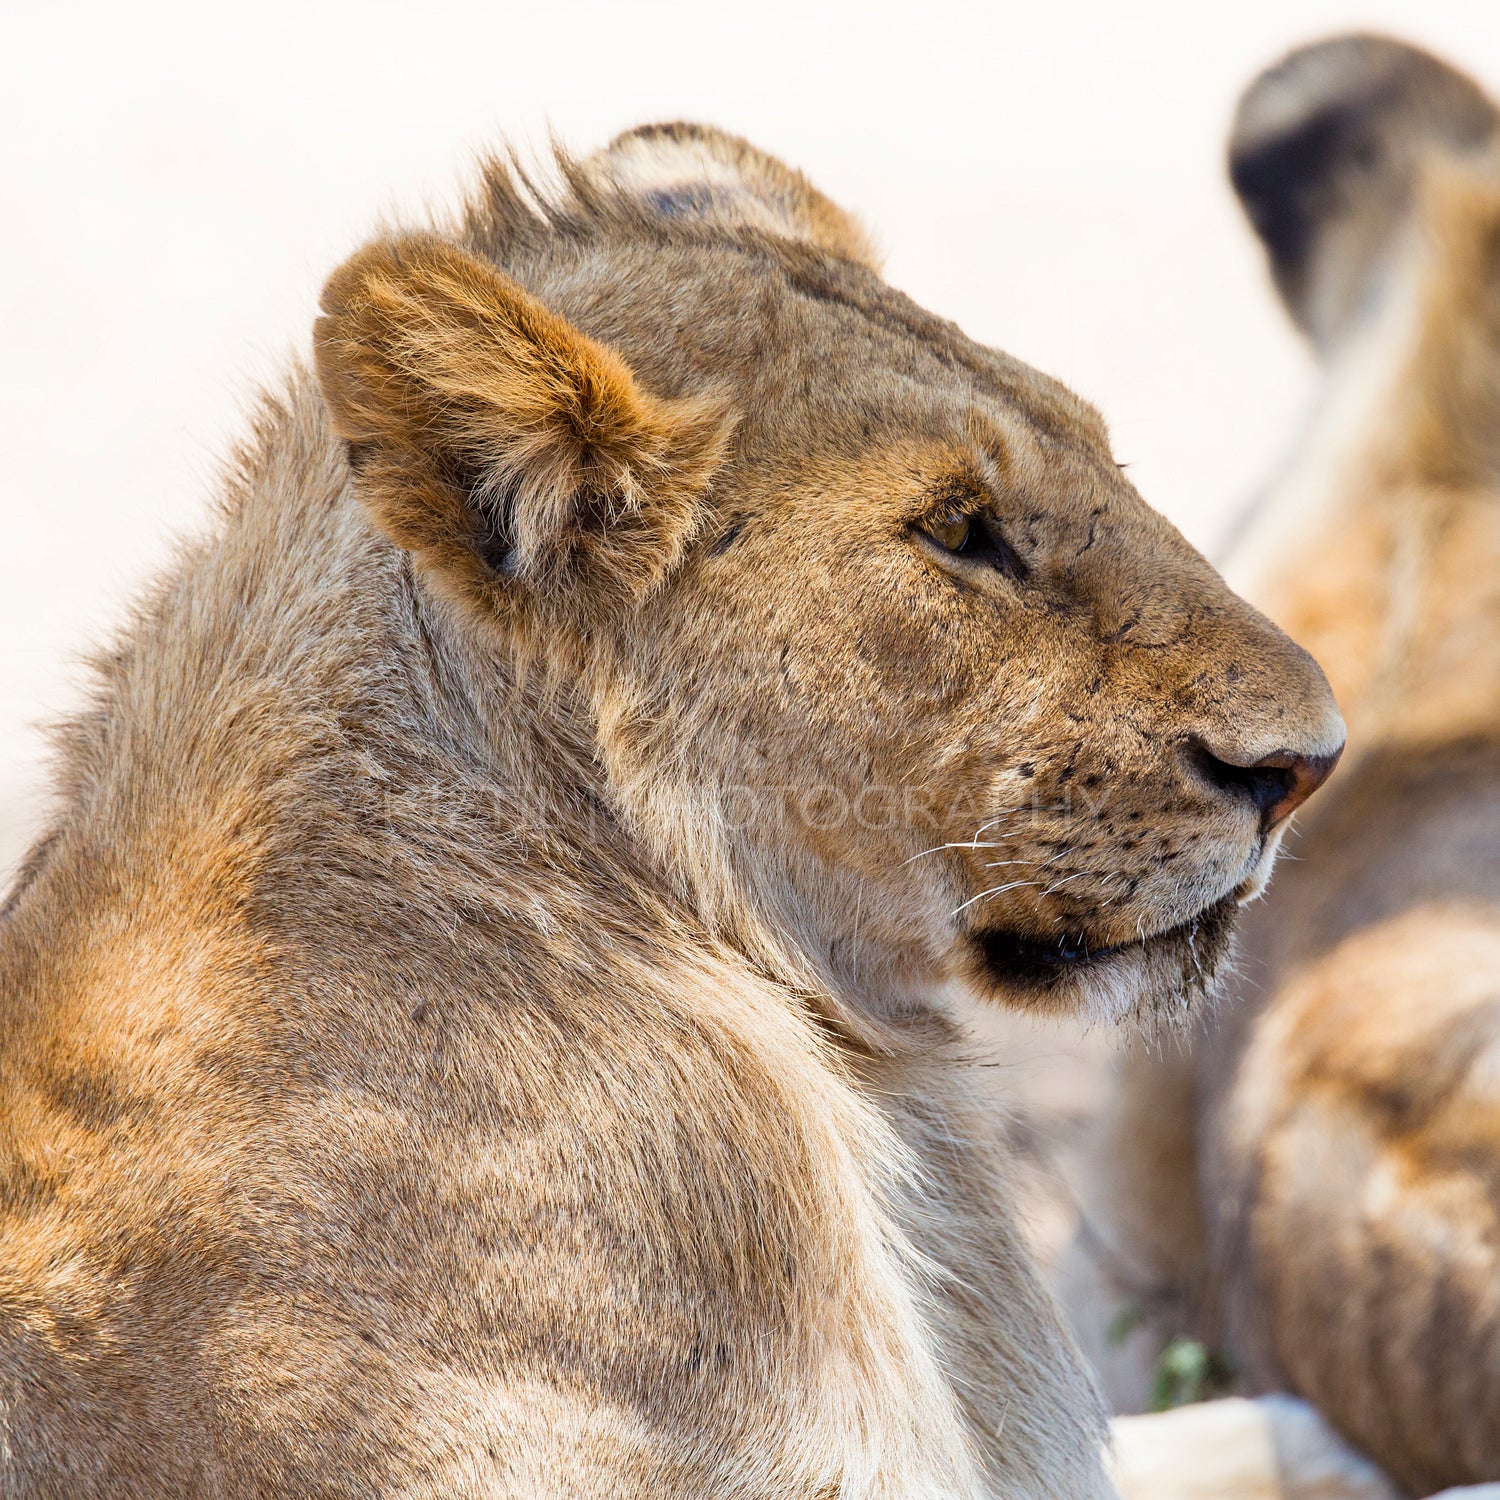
(969, 893, 1239, 1027)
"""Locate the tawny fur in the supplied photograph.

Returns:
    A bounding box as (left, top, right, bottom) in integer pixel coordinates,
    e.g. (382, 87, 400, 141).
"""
(0, 123, 1340, 1497)
(1071, 36, 1500, 1497)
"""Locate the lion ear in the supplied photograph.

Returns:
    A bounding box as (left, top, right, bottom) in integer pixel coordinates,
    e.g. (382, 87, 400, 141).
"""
(583, 122, 883, 272)
(313, 233, 731, 611)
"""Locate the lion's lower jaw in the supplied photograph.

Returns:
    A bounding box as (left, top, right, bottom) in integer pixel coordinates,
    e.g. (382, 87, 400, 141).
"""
(963, 897, 1239, 1031)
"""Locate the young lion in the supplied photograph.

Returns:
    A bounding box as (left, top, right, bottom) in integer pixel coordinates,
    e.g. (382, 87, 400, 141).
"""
(0, 125, 1342, 1497)
(1071, 34, 1500, 1499)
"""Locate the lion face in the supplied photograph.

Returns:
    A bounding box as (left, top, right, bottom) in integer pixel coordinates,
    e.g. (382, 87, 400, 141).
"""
(634, 369, 1342, 1025)
(315, 124, 1344, 1026)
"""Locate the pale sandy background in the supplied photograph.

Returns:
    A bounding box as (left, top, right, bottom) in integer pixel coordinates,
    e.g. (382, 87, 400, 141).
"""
(3, 0, 1498, 889)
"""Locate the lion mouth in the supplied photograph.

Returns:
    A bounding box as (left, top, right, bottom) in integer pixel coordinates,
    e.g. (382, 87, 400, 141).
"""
(975, 894, 1238, 990)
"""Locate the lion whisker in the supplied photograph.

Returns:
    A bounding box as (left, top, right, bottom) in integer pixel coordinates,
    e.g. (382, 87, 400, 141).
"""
(903, 840, 1009, 866)
(950, 879, 1038, 918)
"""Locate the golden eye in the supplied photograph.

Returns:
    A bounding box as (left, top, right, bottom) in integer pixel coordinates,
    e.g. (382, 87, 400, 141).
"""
(925, 511, 972, 553)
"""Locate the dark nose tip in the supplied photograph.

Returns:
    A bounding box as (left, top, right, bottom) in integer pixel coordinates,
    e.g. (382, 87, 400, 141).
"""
(1186, 738, 1344, 828)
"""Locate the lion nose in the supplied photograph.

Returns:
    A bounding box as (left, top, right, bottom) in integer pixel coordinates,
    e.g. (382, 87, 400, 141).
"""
(1185, 737, 1344, 828)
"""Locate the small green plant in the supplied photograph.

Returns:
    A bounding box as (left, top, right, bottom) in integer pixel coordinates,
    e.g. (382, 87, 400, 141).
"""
(1149, 1337, 1237, 1411)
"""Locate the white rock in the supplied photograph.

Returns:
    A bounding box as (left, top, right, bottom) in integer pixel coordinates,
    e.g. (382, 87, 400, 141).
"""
(1110, 1396, 1400, 1500)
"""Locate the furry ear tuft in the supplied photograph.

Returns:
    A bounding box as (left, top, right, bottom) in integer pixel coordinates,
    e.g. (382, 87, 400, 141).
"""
(313, 234, 731, 611)
(582, 122, 883, 272)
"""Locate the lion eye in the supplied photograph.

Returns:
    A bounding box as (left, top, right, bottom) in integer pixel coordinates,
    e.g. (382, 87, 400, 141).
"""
(916, 508, 1029, 582)
(924, 512, 973, 553)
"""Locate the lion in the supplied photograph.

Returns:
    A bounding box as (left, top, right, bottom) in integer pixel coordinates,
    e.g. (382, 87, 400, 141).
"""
(0, 122, 1343, 1497)
(1065, 34, 1500, 1498)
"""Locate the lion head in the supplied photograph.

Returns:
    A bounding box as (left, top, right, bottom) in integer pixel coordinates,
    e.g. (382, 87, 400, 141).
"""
(314, 123, 1344, 1030)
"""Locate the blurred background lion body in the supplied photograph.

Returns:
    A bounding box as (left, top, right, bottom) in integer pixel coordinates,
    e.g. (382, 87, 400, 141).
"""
(1074, 35, 1500, 1496)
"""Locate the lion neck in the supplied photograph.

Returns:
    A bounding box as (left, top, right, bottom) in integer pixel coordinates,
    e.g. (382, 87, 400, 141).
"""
(404, 567, 952, 1058)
